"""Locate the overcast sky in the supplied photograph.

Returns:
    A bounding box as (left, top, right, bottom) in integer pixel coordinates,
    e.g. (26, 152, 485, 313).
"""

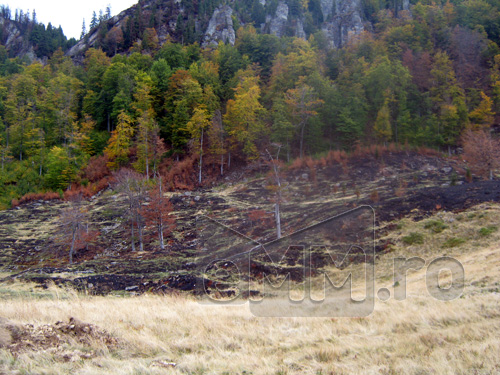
(4, 0, 138, 39)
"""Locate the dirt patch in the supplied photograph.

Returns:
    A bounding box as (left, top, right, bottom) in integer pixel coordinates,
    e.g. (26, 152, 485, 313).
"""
(0, 317, 119, 361)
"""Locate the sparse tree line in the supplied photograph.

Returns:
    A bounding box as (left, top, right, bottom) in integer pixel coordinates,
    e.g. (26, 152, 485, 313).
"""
(0, 5, 76, 58)
(58, 170, 175, 263)
(1, 0, 500, 211)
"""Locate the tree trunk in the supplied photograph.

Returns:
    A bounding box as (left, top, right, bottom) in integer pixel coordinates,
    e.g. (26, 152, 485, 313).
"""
(220, 154, 224, 176)
(159, 222, 164, 250)
(158, 180, 165, 250)
(199, 127, 203, 185)
(275, 203, 281, 240)
(70, 228, 77, 264)
(138, 216, 144, 251)
(300, 124, 305, 159)
(130, 215, 136, 252)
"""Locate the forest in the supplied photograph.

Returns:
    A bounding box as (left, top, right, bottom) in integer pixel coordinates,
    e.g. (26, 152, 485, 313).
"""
(0, 0, 500, 209)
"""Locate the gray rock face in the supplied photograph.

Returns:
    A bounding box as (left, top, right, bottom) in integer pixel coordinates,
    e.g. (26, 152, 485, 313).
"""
(320, 0, 335, 20)
(295, 18, 307, 39)
(269, 2, 289, 38)
(64, 0, 372, 58)
(203, 5, 236, 47)
(321, 0, 364, 48)
(0, 17, 37, 61)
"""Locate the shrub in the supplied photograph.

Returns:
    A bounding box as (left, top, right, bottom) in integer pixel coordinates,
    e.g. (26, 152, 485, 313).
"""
(402, 232, 424, 245)
(479, 226, 498, 237)
(289, 158, 304, 170)
(17, 191, 61, 205)
(442, 237, 466, 248)
(424, 220, 448, 233)
(82, 155, 110, 182)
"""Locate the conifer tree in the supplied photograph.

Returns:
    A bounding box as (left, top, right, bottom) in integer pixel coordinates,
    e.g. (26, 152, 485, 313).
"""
(81, 18, 87, 39)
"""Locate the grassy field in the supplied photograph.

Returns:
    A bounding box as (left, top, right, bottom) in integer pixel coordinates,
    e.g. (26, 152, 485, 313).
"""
(1, 203, 500, 374)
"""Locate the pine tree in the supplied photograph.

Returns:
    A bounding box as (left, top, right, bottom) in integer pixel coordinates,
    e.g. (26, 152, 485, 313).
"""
(90, 11, 98, 29)
(81, 18, 87, 40)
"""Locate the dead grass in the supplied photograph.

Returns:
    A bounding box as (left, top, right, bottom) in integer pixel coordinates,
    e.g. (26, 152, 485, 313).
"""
(1, 204, 500, 374)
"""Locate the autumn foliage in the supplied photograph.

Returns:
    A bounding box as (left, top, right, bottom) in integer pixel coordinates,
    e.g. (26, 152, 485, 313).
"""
(462, 130, 500, 180)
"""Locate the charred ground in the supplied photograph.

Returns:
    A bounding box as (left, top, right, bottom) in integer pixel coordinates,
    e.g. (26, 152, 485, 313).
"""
(0, 149, 498, 295)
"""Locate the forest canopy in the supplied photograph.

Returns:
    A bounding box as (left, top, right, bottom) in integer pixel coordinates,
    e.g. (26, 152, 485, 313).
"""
(0, 0, 499, 209)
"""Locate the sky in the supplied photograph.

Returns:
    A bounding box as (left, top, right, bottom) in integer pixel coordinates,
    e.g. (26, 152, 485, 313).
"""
(4, 0, 138, 39)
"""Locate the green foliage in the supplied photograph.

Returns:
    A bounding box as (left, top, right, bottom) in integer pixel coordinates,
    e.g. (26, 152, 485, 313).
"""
(402, 232, 425, 245)
(1, 0, 500, 207)
(479, 225, 498, 236)
(424, 220, 448, 233)
(442, 237, 466, 248)
(45, 146, 76, 190)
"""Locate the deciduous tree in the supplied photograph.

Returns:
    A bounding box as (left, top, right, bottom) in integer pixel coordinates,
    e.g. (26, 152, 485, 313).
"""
(285, 82, 323, 158)
(104, 111, 134, 170)
(462, 129, 500, 180)
(224, 69, 266, 160)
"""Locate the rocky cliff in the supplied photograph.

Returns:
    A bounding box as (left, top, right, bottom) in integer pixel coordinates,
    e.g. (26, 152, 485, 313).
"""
(0, 0, 412, 60)
(65, 0, 377, 57)
(0, 17, 36, 60)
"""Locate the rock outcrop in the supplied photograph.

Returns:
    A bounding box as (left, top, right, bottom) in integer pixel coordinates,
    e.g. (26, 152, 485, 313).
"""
(203, 5, 236, 47)
(268, 1, 289, 38)
(320, 0, 364, 49)
(0, 17, 36, 61)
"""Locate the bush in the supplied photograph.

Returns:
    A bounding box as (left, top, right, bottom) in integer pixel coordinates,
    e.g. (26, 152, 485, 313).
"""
(424, 220, 448, 233)
(479, 226, 498, 237)
(402, 232, 424, 245)
(442, 237, 466, 248)
(16, 191, 61, 206)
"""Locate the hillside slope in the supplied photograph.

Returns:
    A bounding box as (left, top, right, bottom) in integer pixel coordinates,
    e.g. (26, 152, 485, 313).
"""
(1, 150, 499, 295)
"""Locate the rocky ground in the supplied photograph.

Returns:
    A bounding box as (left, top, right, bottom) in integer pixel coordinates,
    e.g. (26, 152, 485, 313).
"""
(0, 150, 499, 296)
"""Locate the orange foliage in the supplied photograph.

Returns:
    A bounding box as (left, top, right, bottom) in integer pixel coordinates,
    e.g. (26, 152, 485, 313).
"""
(82, 155, 110, 183)
(15, 192, 61, 206)
(160, 155, 199, 191)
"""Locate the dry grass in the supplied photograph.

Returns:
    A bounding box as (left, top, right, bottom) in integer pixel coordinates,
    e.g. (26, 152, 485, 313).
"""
(1, 204, 500, 374)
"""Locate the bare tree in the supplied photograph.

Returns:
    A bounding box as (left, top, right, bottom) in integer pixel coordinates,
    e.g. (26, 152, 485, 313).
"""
(114, 169, 147, 251)
(141, 177, 176, 250)
(462, 129, 500, 180)
(58, 197, 96, 264)
(266, 146, 284, 240)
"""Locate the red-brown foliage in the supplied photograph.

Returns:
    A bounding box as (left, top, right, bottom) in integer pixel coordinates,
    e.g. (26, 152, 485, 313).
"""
(141, 180, 176, 250)
(402, 49, 432, 92)
(416, 146, 441, 157)
(82, 155, 110, 183)
(462, 129, 500, 180)
(63, 176, 114, 201)
(289, 157, 305, 171)
(160, 155, 198, 191)
(16, 191, 61, 206)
